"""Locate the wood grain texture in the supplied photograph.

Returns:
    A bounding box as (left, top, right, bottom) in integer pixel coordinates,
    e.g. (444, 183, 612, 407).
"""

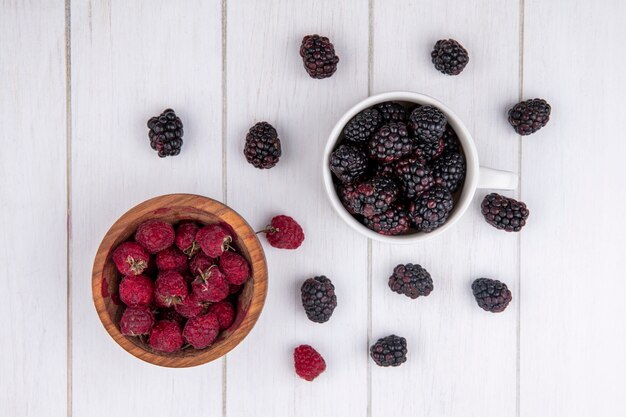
(520, 1, 626, 415)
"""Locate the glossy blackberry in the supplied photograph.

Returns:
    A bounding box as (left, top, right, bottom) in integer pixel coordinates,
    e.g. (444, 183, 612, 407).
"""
(330, 144, 369, 184)
(370, 335, 407, 367)
(408, 186, 453, 232)
(472, 278, 512, 313)
(388, 263, 433, 299)
(244, 122, 282, 169)
(481, 193, 529, 232)
(415, 137, 445, 162)
(363, 205, 410, 235)
(508, 99, 551, 135)
(147, 109, 184, 157)
(408, 106, 447, 143)
(373, 101, 407, 122)
(393, 157, 435, 199)
(368, 122, 414, 164)
(301, 276, 337, 323)
(341, 176, 400, 217)
(432, 152, 465, 193)
(431, 39, 470, 75)
(300, 34, 339, 79)
(343, 109, 382, 144)
(441, 125, 461, 154)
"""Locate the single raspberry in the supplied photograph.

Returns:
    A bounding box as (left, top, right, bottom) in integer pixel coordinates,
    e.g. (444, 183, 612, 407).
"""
(374, 101, 407, 122)
(341, 176, 399, 217)
(208, 301, 235, 330)
(120, 306, 155, 336)
(415, 136, 445, 162)
(119, 274, 154, 307)
(244, 122, 282, 169)
(508, 98, 551, 135)
(112, 241, 150, 276)
(431, 39, 470, 75)
(343, 109, 382, 144)
(294, 345, 326, 381)
(174, 293, 206, 319)
(363, 205, 410, 236)
(135, 220, 175, 254)
(147, 108, 184, 157)
(219, 251, 250, 285)
(408, 106, 447, 144)
(472, 278, 512, 313)
(157, 308, 186, 326)
(300, 34, 339, 79)
(393, 157, 434, 199)
(301, 276, 337, 323)
(388, 263, 433, 299)
(408, 186, 454, 232)
(188, 252, 215, 276)
(192, 266, 229, 303)
(368, 122, 414, 164)
(370, 335, 407, 367)
(149, 320, 183, 353)
(329, 143, 369, 184)
(183, 313, 220, 349)
(481, 193, 529, 232)
(431, 151, 466, 193)
(174, 222, 200, 257)
(259, 215, 305, 249)
(156, 246, 188, 272)
(197, 224, 233, 258)
(154, 270, 188, 308)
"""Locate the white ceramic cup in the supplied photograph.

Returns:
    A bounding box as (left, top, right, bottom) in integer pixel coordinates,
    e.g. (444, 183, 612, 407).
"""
(323, 91, 518, 244)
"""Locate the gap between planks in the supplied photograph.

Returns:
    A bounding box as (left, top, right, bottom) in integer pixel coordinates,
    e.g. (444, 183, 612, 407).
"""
(65, 1, 73, 417)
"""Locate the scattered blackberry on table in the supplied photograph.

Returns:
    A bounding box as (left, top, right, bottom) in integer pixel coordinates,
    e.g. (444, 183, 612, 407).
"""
(368, 122, 414, 164)
(393, 157, 434, 199)
(441, 124, 461, 154)
(147, 108, 184, 157)
(300, 34, 339, 79)
(374, 101, 408, 122)
(388, 263, 433, 299)
(294, 345, 326, 381)
(408, 186, 454, 232)
(415, 137, 445, 162)
(408, 105, 447, 144)
(431, 39, 470, 75)
(301, 276, 337, 323)
(341, 175, 400, 217)
(370, 335, 407, 367)
(363, 204, 410, 235)
(508, 98, 551, 135)
(431, 151, 466, 193)
(343, 109, 382, 144)
(329, 144, 369, 184)
(472, 278, 512, 313)
(481, 193, 529, 232)
(244, 122, 282, 169)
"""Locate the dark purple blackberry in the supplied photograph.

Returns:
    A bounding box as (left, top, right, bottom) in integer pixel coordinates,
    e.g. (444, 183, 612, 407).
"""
(441, 125, 461, 154)
(431, 39, 470, 75)
(370, 335, 407, 367)
(508, 99, 551, 135)
(393, 157, 434, 199)
(147, 109, 184, 157)
(337, 184, 357, 214)
(373, 101, 407, 122)
(472, 278, 512, 313)
(363, 205, 410, 235)
(408, 106, 447, 144)
(243, 122, 282, 169)
(301, 276, 337, 323)
(415, 137, 445, 162)
(432, 152, 466, 193)
(368, 122, 414, 164)
(343, 109, 382, 144)
(388, 263, 433, 299)
(299, 34, 339, 79)
(341, 176, 399, 217)
(481, 193, 529, 232)
(408, 186, 453, 232)
(329, 144, 369, 184)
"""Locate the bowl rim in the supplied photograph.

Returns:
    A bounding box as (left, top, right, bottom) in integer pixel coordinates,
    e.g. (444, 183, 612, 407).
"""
(91, 193, 268, 368)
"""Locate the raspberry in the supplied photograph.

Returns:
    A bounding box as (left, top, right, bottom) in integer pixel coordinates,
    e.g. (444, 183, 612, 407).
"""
(197, 224, 233, 258)
(147, 108, 184, 157)
(135, 220, 175, 254)
(156, 246, 188, 272)
(244, 122, 282, 169)
(188, 252, 214, 276)
(208, 301, 235, 330)
(431, 39, 470, 75)
(408, 186, 454, 232)
(341, 176, 399, 217)
(301, 276, 337, 323)
(329, 143, 369, 184)
(508, 98, 551, 135)
(192, 266, 229, 303)
(149, 320, 183, 353)
(368, 122, 414, 164)
(388, 263, 433, 299)
(374, 101, 407, 122)
(343, 109, 382, 144)
(183, 313, 220, 349)
(112, 241, 150, 276)
(294, 345, 326, 381)
(174, 222, 200, 257)
(431, 151, 466, 193)
(363, 205, 410, 236)
(120, 306, 154, 336)
(119, 274, 153, 307)
(260, 215, 305, 249)
(219, 251, 250, 285)
(300, 34, 339, 79)
(408, 106, 447, 144)
(481, 193, 529, 232)
(157, 308, 185, 326)
(174, 293, 206, 319)
(393, 157, 435, 199)
(154, 270, 188, 308)
(370, 335, 407, 367)
(472, 278, 512, 313)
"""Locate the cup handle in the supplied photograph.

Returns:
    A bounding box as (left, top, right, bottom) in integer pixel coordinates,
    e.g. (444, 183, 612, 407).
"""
(478, 166, 518, 190)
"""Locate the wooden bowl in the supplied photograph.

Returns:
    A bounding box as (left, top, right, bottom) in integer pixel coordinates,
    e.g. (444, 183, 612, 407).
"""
(92, 194, 268, 368)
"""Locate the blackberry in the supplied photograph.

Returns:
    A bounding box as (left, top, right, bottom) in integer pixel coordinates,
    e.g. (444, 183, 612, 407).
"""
(300, 34, 339, 79)
(330, 144, 369, 184)
(481, 193, 529, 232)
(432, 152, 466, 193)
(343, 109, 382, 144)
(373, 101, 407, 122)
(244, 122, 282, 169)
(388, 263, 433, 298)
(441, 125, 461, 154)
(363, 205, 410, 236)
(147, 109, 184, 157)
(472, 278, 512, 313)
(393, 157, 434, 199)
(337, 184, 357, 214)
(408, 186, 453, 232)
(370, 335, 407, 367)
(342, 176, 399, 217)
(508, 99, 551, 135)
(415, 137, 445, 162)
(431, 39, 470, 75)
(301, 276, 337, 323)
(368, 122, 414, 164)
(408, 106, 447, 144)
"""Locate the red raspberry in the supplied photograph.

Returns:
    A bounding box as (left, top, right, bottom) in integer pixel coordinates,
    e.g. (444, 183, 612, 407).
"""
(156, 246, 188, 272)
(175, 222, 200, 256)
(120, 306, 155, 336)
(149, 320, 183, 353)
(154, 270, 188, 308)
(135, 220, 175, 254)
(260, 215, 305, 249)
(174, 293, 206, 319)
(197, 224, 232, 258)
(112, 241, 150, 275)
(156, 308, 185, 326)
(294, 345, 326, 381)
(182, 313, 220, 349)
(208, 301, 235, 330)
(188, 252, 214, 276)
(219, 251, 250, 285)
(192, 267, 229, 303)
(119, 274, 153, 307)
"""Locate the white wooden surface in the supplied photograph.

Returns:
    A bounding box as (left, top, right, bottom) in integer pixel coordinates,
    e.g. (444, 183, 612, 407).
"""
(2, 1, 626, 416)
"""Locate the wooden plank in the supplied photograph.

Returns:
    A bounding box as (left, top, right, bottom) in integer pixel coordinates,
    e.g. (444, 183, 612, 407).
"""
(225, 1, 369, 416)
(520, 1, 626, 416)
(370, 1, 521, 416)
(70, 1, 223, 416)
